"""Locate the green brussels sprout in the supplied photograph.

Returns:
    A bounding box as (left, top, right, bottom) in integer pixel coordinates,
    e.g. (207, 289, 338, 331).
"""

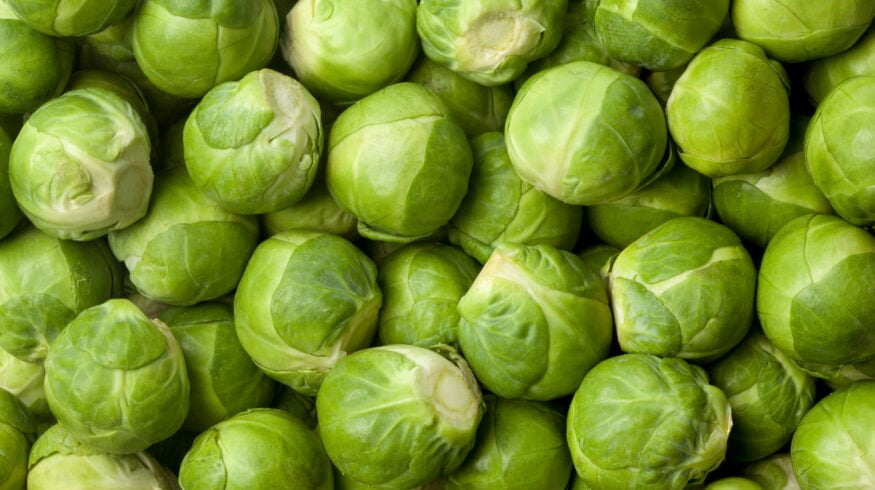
(64, 69, 159, 142)
(804, 24, 875, 104)
(0, 387, 37, 490)
(445, 395, 572, 489)
(505, 60, 667, 206)
(742, 453, 800, 490)
(587, 159, 712, 249)
(791, 381, 875, 489)
(591, 0, 730, 71)
(158, 302, 277, 433)
(234, 229, 382, 396)
(317, 344, 484, 490)
(43, 298, 189, 454)
(609, 217, 757, 362)
(516, 1, 641, 89)
(78, 11, 195, 124)
(259, 167, 358, 239)
(26, 423, 179, 490)
(666, 39, 791, 178)
(0, 125, 20, 240)
(326, 82, 472, 242)
(416, 0, 568, 86)
(0, 226, 122, 363)
(706, 329, 817, 462)
(377, 242, 480, 348)
(281, 0, 419, 104)
(107, 167, 260, 306)
(4, 0, 136, 37)
(567, 353, 732, 489)
(405, 56, 514, 138)
(131, 0, 279, 99)
(704, 477, 766, 490)
(732, 0, 875, 63)
(0, 348, 50, 424)
(183, 68, 323, 215)
(8, 87, 153, 241)
(0, 2, 74, 115)
(179, 408, 333, 490)
(713, 116, 834, 249)
(804, 75, 875, 226)
(457, 243, 613, 400)
(448, 132, 583, 264)
(757, 213, 875, 368)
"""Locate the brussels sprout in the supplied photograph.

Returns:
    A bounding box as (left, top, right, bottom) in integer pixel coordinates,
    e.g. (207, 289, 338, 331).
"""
(405, 56, 514, 138)
(179, 408, 333, 490)
(377, 242, 480, 348)
(713, 116, 834, 249)
(4, 0, 136, 37)
(448, 132, 583, 264)
(591, 0, 730, 71)
(64, 69, 159, 142)
(666, 39, 791, 178)
(505, 60, 667, 206)
(326, 82, 472, 242)
(742, 453, 800, 490)
(0, 226, 122, 363)
(8, 86, 153, 241)
(704, 477, 766, 490)
(757, 214, 875, 368)
(457, 243, 613, 400)
(804, 24, 875, 104)
(0, 387, 37, 490)
(609, 217, 757, 362)
(567, 354, 732, 489)
(43, 299, 190, 454)
(804, 75, 875, 226)
(445, 395, 572, 489)
(107, 167, 260, 306)
(416, 0, 568, 86)
(706, 329, 817, 462)
(317, 344, 484, 489)
(586, 159, 712, 249)
(259, 167, 358, 239)
(732, 0, 875, 63)
(791, 381, 875, 488)
(234, 229, 382, 395)
(26, 423, 179, 490)
(0, 125, 20, 240)
(131, 0, 279, 99)
(0, 348, 50, 423)
(516, 1, 641, 88)
(158, 302, 277, 433)
(281, 0, 419, 104)
(0, 2, 74, 115)
(77, 11, 195, 124)
(183, 68, 323, 215)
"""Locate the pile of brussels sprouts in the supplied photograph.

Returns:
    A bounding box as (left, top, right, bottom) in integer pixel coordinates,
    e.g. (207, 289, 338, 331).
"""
(1, 0, 874, 488)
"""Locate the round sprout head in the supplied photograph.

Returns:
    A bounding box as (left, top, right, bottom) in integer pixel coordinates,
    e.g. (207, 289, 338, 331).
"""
(317, 345, 484, 489)
(803, 24, 875, 104)
(666, 39, 791, 178)
(131, 0, 279, 99)
(178, 408, 333, 490)
(281, 0, 420, 104)
(416, 0, 568, 86)
(234, 229, 382, 396)
(804, 75, 875, 227)
(756, 213, 875, 368)
(567, 354, 732, 489)
(8, 87, 153, 241)
(505, 60, 667, 205)
(43, 299, 190, 454)
(4, 0, 137, 37)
